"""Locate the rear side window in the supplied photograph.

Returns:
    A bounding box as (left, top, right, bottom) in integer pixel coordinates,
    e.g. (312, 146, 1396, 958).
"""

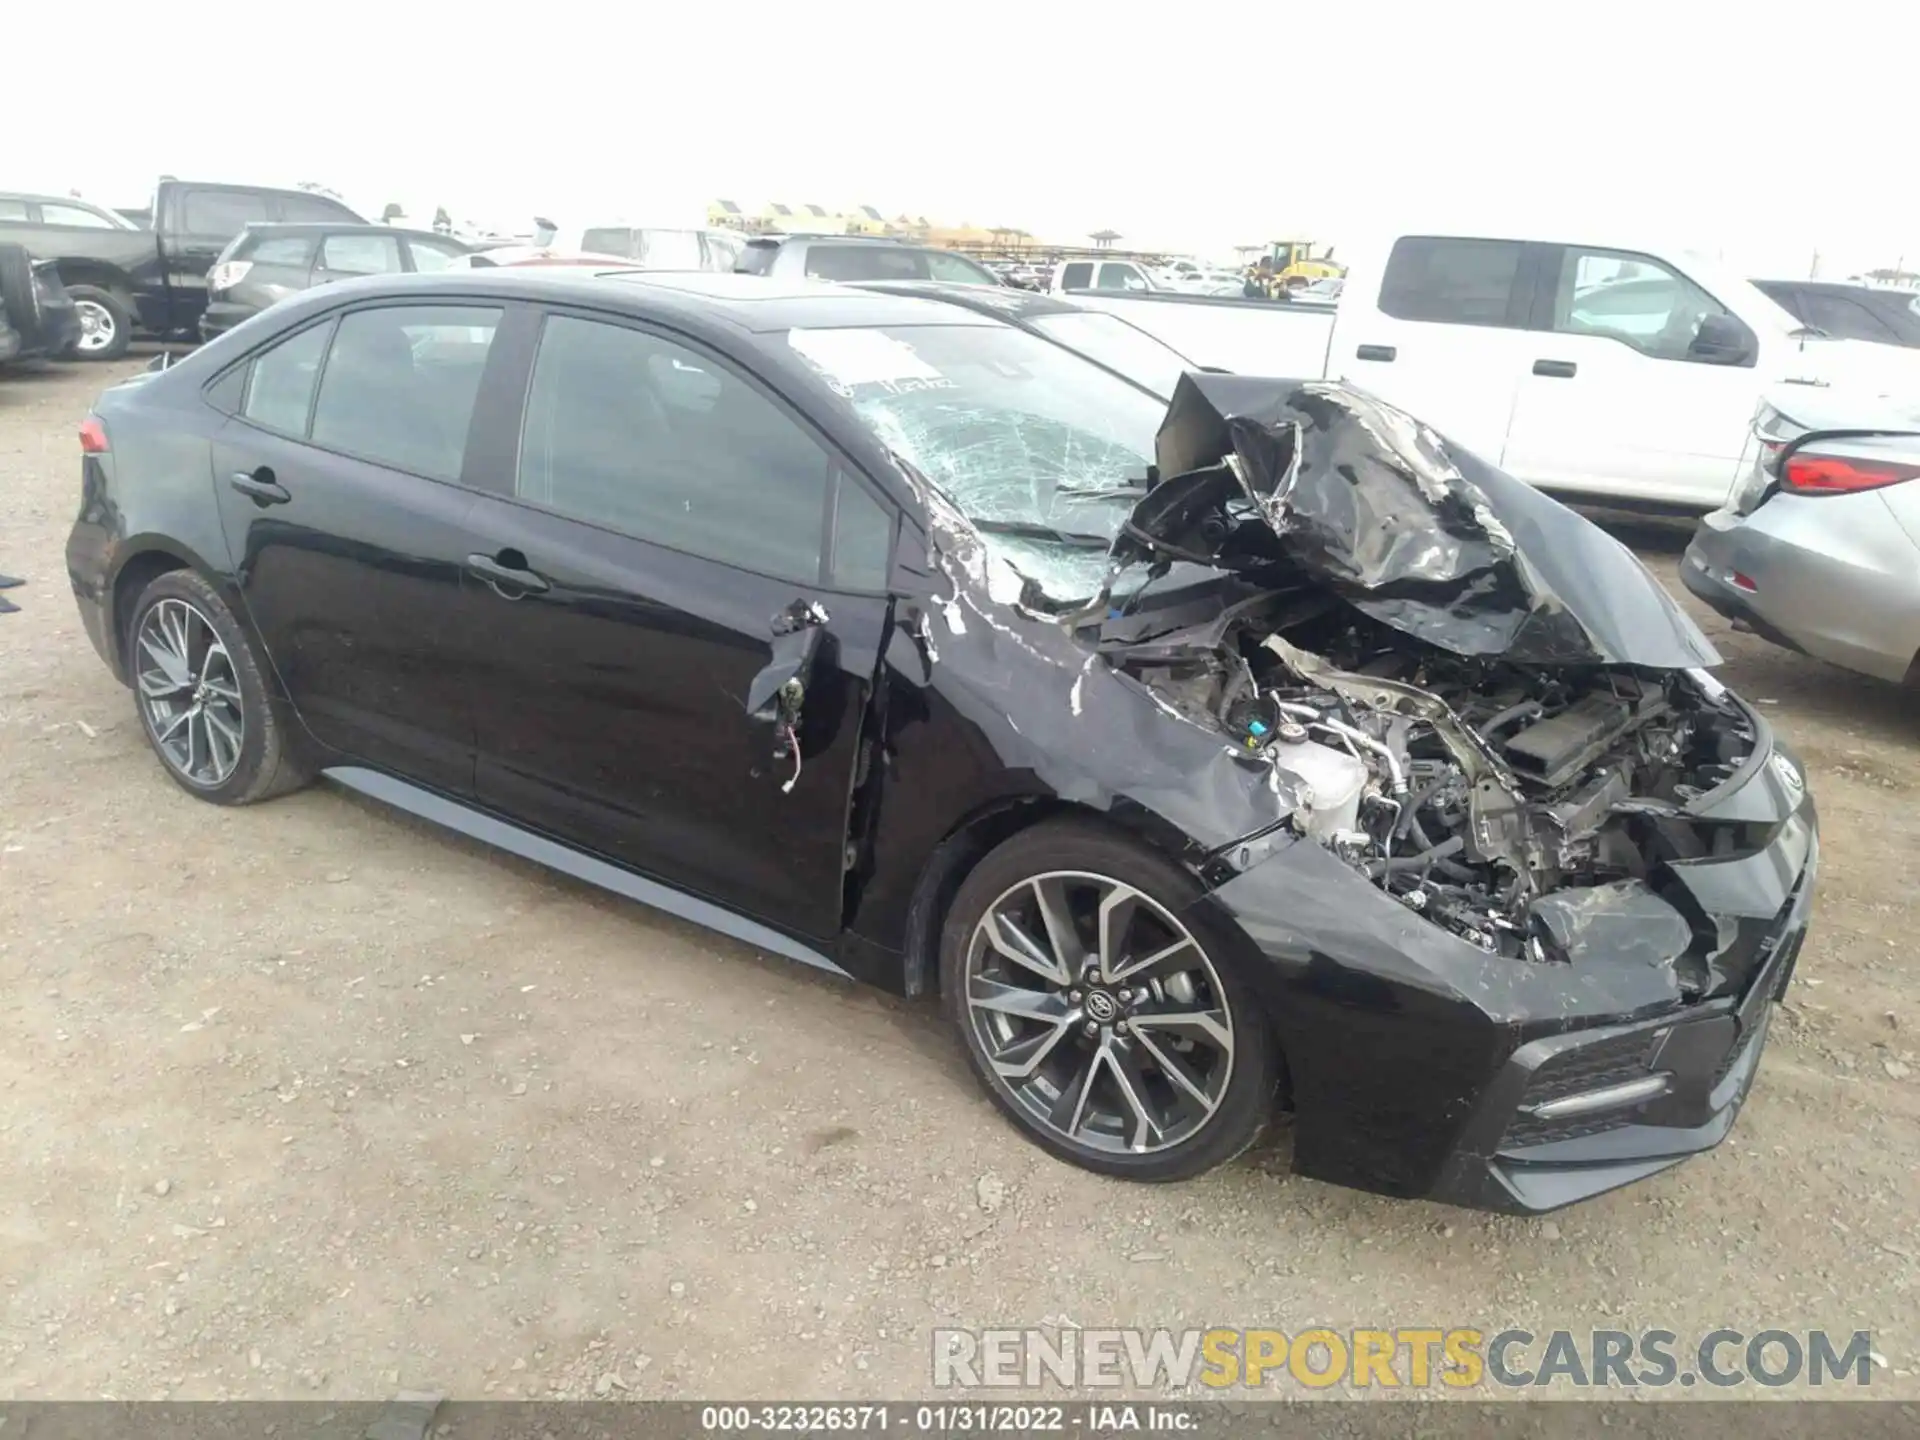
(1378, 236, 1524, 326)
(0, 199, 29, 221)
(1061, 261, 1094, 289)
(247, 234, 316, 266)
(1799, 291, 1901, 344)
(241, 321, 334, 435)
(580, 227, 639, 258)
(181, 190, 276, 235)
(309, 306, 501, 481)
(319, 233, 404, 275)
(804, 245, 926, 282)
(41, 202, 115, 229)
(516, 314, 837, 583)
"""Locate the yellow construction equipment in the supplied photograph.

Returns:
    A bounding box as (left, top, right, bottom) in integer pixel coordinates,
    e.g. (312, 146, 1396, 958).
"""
(1248, 240, 1342, 297)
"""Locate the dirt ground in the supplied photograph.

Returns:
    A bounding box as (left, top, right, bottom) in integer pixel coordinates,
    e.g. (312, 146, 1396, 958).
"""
(2, 356, 1916, 1404)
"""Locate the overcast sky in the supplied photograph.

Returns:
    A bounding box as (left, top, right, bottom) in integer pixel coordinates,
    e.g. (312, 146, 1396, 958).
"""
(11, 1, 1916, 279)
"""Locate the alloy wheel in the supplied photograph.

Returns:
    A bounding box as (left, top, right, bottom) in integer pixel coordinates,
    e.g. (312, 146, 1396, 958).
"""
(135, 598, 245, 787)
(74, 300, 117, 354)
(962, 871, 1236, 1156)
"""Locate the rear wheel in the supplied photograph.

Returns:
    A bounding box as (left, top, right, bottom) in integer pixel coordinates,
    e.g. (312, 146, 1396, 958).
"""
(127, 570, 310, 805)
(940, 819, 1277, 1181)
(66, 285, 132, 360)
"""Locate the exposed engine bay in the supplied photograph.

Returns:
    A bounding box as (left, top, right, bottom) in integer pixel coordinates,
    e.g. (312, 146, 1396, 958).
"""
(1111, 593, 1758, 963)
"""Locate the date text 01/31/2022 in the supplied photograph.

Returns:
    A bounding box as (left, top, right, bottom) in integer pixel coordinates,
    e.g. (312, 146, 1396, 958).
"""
(699, 1403, 1199, 1431)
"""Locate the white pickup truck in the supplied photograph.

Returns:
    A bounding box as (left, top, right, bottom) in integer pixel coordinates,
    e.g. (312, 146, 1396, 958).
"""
(1063, 231, 1920, 510)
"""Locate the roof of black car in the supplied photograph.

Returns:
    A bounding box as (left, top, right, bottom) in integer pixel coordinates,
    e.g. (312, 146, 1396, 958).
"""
(849, 279, 1081, 321)
(294, 268, 1001, 334)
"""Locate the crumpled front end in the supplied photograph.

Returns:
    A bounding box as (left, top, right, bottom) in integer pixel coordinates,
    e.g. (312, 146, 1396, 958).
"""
(1090, 376, 1819, 1211)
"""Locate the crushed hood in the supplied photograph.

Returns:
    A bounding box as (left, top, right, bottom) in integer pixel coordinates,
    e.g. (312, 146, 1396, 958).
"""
(1116, 375, 1721, 668)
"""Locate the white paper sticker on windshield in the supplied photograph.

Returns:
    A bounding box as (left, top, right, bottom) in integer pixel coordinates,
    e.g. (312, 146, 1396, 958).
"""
(788, 329, 944, 387)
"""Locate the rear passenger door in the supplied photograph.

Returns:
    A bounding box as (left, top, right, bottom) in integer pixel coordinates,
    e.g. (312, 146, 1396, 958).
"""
(1331, 235, 1538, 462)
(208, 301, 512, 793)
(461, 309, 897, 940)
(166, 188, 279, 330)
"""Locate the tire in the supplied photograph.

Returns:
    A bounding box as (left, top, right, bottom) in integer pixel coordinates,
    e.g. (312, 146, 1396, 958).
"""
(940, 818, 1278, 1181)
(0, 243, 40, 349)
(65, 284, 132, 360)
(125, 569, 311, 805)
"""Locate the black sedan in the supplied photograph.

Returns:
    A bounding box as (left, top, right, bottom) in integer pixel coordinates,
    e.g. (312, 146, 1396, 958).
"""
(67, 269, 1817, 1211)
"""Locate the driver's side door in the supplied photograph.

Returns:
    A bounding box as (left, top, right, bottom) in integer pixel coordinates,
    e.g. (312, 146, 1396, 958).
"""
(1500, 245, 1759, 508)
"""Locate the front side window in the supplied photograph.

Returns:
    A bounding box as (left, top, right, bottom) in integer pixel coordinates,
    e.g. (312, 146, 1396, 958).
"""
(1096, 262, 1148, 292)
(309, 306, 501, 480)
(319, 233, 404, 275)
(277, 194, 359, 224)
(1378, 236, 1523, 326)
(1554, 248, 1732, 361)
(181, 190, 275, 235)
(40, 202, 116, 229)
(241, 321, 334, 435)
(924, 251, 1000, 285)
(517, 315, 840, 585)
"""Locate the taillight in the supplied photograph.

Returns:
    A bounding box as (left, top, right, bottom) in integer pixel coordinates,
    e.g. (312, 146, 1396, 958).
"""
(78, 417, 109, 454)
(208, 260, 252, 293)
(1782, 452, 1920, 495)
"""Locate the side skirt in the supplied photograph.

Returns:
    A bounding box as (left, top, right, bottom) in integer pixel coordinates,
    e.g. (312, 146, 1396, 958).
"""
(322, 765, 855, 982)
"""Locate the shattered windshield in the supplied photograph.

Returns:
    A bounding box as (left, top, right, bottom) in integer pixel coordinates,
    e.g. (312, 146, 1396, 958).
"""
(784, 323, 1164, 596)
(1028, 311, 1193, 400)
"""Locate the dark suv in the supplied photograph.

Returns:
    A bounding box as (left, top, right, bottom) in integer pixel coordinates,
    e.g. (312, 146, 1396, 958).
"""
(735, 234, 1003, 286)
(201, 223, 473, 340)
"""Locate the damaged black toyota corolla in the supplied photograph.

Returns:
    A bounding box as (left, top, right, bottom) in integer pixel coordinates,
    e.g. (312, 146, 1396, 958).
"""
(67, 272, 1816, 1213)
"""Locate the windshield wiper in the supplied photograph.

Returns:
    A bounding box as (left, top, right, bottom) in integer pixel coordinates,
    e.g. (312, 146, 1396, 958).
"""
(973, 520, 1117, 549)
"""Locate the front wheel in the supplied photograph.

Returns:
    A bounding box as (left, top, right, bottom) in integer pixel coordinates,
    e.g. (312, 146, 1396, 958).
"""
(127, 569, 310, 805)
(940, 819, 1278, 1181)
(65, 285, 132, 360)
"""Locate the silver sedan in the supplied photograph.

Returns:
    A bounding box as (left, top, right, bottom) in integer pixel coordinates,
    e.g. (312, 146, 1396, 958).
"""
(1683, 390, 1920, 683)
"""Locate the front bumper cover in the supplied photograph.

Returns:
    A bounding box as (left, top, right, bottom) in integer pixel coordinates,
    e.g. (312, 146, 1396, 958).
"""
(1203, 712, 1817, 1214)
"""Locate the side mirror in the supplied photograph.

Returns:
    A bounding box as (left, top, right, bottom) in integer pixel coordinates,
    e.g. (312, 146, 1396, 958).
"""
(1688, 313, 1756, 366)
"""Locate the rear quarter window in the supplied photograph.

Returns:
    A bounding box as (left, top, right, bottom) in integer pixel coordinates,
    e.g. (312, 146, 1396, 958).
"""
(247, 234, 317, 266)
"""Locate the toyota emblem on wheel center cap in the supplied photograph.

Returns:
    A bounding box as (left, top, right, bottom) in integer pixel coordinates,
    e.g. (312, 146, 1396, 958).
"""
(1084, 990, 1120, 1023)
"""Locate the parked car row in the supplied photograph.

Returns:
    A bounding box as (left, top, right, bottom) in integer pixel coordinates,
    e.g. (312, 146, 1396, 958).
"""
(68, 264, 1816, 1214)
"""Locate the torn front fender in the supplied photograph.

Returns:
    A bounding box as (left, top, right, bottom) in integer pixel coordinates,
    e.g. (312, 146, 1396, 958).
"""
(1132, 375, 1723, 668)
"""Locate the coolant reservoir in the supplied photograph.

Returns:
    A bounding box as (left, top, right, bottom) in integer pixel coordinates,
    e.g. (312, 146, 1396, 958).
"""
(1269, 738, 1370, 839)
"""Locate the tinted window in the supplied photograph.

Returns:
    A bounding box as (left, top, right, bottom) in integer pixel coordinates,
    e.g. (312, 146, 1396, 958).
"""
(310, 306, 501, 480)
(804, 245, 925, 282)
(248, 234, 316, 266)
(1553, 249, 1731, 361)
(1378, 236, 1523, 325)
(1061, 262, 1094, 289)
(181, 190, 276, 235)
(278, 194, 359, 223)
(580, 227, 640, 258)
(924, 251, 1000, 285)
(241, 321, 333, 435)
(40, 202, 115, 229)
(0, 199, 29, 221)
(828, 473, 893, 590)
(320, 233, 404, 275)
(1799, 291, 1901, 343)
(518, 315, 833, 583)
(405, 238, 468, 272)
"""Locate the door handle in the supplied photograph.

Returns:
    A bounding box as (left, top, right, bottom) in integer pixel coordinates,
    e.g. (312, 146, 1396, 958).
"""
(1355, 344, 1396, 362)
(228, 468, 290, 505)
(466, 550, 550, 597)
(1533, 359, 1578, 378)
